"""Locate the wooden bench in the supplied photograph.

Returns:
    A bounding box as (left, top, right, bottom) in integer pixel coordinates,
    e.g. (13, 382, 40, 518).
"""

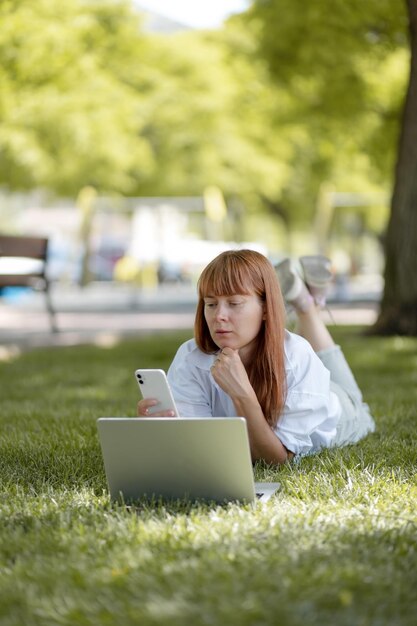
(0, 234, 57, 332)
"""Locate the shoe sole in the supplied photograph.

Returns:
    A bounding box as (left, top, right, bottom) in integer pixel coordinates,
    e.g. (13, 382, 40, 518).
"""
(299, 255, 332, 287)
(275, 259, 298, 297)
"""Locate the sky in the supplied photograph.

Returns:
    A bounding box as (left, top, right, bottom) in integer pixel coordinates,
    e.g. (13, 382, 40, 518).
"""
(135, 0, 250, 29)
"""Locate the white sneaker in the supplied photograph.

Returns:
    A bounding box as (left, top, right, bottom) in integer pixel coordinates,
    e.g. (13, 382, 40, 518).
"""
(274, 258, 314, 313)
(299, 255, 333, 307)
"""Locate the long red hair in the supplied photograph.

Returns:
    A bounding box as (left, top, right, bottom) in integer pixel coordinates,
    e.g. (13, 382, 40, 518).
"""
(194, 249, 287, 427)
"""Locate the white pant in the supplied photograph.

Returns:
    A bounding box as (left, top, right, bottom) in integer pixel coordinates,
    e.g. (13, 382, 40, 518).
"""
(317, 345, 376, 447)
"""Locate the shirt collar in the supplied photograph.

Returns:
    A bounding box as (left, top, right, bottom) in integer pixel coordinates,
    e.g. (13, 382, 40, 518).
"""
(187, 341, 219, 371)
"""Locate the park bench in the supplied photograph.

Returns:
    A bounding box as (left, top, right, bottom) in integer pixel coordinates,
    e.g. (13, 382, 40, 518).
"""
(0, 234, 57, 332)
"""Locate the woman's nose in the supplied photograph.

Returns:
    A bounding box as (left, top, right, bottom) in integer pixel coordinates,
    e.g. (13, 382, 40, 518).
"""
(215, 304, 228, 320)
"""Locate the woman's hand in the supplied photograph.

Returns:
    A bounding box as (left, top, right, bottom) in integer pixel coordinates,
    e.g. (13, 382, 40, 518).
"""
(210, 347, 257, 402)
(211, 347, 289, 464)
(137, 398, 176, 418)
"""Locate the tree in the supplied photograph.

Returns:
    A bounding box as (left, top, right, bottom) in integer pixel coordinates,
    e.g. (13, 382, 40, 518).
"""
(0, 0, 299, 211)
(233, 0, 409, 234)
(373, 0, 417, 335)
(130, 28, 293, 206)
(0, 0, 153, 195)
(246, 0, 417, 334)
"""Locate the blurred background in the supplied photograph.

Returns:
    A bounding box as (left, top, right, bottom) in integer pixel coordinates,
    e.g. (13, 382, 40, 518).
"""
(1, 0, 411, 332)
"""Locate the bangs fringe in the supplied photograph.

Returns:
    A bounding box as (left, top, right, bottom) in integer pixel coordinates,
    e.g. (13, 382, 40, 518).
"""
(198, 254, 261, 298)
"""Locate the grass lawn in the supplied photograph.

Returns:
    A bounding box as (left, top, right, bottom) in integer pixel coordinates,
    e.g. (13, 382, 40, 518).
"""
(1, 326, 416, 626)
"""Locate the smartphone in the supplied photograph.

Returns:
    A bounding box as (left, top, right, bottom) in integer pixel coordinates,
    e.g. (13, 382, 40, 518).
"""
(135, 369, 179, 416)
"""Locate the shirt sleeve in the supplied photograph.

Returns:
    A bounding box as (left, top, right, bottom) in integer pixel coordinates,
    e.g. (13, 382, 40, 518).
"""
(275, 334, 341, 456)
(167, 341, 214, 418)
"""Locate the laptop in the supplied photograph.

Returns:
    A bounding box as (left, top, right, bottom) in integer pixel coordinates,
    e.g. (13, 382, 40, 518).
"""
(97, 417, 280, 504)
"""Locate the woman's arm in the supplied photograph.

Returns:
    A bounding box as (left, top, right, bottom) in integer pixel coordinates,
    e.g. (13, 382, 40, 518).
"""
(211, 348, 292, 465)
(233, 394, 293, 464)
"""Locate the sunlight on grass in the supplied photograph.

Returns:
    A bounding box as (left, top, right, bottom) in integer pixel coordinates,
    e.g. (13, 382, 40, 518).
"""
(1, 327, 416, 625)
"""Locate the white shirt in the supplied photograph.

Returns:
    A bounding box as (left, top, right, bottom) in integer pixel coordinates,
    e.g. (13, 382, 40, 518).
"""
(167, 331, 342, 457)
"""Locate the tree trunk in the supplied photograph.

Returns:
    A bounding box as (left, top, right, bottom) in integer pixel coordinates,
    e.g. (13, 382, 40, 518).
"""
(372, 0, 417, 335)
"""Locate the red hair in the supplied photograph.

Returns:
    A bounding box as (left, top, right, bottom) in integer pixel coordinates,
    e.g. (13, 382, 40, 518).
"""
(194, 249, 287, 427)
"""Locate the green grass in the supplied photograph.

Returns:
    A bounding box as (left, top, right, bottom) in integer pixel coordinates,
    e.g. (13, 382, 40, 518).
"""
(1, 327, 416, 626)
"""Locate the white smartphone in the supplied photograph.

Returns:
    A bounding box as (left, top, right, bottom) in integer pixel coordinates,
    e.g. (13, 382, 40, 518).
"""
(135, 368, 179, 416)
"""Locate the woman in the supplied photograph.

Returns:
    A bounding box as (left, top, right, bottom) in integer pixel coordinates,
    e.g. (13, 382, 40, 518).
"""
(137, 250, 375, 465)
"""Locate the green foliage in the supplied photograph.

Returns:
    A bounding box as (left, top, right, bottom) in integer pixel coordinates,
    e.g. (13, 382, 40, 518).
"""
(0, 0, 294, 209)
(241, 0, 410, 222)
(132, 29, 292, 206)
(0, 0, 153, 194)
(0, 0, 412, 231)
(0, 328, 417, 625)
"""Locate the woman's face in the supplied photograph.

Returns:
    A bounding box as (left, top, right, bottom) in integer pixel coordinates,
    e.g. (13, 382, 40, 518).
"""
(203, 292, 265, 361)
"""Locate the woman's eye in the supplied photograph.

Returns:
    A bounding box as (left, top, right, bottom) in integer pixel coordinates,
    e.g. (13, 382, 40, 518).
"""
(205, 302, 216, 308)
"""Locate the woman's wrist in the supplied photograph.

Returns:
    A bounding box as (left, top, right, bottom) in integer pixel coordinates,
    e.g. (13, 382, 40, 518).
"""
(231, 388, 259, 412)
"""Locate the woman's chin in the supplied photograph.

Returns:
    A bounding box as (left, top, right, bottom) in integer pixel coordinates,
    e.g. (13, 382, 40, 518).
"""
(217, 340, 240, 351)
(214, 337, 235, 350)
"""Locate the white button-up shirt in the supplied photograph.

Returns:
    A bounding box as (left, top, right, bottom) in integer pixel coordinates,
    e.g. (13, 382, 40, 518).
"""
(167, 330, 342, 457)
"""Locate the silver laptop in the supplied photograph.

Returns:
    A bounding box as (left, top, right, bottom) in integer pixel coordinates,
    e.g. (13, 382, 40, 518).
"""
(97, 417, 280, 504)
